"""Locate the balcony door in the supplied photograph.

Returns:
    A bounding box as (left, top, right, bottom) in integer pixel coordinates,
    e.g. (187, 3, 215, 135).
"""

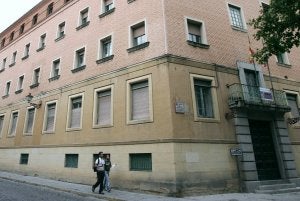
(245, 69, 260, 102)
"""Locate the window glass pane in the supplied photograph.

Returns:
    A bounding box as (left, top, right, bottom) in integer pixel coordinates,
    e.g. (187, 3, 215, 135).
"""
(229, 5, 243, 28)
(0, 116, 4, 134)
(194, 79, 214, 118)
(10, 112, 18, 135)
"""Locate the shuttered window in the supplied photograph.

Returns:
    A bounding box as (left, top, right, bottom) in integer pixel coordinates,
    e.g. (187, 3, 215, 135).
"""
(131, 80, 149, 120)
(130, 153, 152, 171)
(70, 97, 82, 128)
(25, 108, 35, 134)
(9, 112, 18, 135)
(96, 90, 111, 126)
(45, 103, 56, 132)
(194, 79, 214, 118)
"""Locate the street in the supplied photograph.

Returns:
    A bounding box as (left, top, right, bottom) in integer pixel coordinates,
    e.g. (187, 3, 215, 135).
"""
(0, 178, 105, 201)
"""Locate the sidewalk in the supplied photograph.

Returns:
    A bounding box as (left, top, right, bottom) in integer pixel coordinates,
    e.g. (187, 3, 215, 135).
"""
(0, 171, 300, 201)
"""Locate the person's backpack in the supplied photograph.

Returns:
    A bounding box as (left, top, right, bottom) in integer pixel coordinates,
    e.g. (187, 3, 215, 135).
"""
(93, 158, 100, 172)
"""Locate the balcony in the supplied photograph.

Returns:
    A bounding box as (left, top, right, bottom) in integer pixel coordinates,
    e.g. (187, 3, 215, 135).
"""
(228, 84, 290, 112)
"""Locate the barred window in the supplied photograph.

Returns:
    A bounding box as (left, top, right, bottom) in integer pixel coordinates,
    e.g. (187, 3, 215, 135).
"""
(129, 153, 152, 171)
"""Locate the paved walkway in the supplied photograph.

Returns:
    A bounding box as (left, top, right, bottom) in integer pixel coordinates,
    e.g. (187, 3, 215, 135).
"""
(0, 171, 300, 201)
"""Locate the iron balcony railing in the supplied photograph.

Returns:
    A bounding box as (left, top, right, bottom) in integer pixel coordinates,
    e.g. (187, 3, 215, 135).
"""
(228, 84, 290, 111)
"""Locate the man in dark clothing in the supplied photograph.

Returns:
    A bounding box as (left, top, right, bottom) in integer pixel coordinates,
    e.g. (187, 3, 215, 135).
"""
(92, 152, 105, 194)
(104, 154, 112, 192)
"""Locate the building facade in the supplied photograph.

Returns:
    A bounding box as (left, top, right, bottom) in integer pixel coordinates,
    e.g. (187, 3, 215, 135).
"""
(0, 0, 299, 196)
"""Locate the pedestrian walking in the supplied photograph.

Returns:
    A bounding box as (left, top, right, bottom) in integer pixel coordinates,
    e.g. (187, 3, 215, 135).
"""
(104, 154, 112, 192)
(92, 152, 105, 194)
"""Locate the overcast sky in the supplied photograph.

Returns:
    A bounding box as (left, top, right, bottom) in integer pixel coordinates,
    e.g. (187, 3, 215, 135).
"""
(0, 0, 42, 32)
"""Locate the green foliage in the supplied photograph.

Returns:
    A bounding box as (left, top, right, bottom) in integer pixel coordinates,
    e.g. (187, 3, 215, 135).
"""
(249, 0, 300, 63)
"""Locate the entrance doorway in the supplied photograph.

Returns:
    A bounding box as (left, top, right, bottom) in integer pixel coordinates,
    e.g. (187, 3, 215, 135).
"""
(248, 120, 281, 180)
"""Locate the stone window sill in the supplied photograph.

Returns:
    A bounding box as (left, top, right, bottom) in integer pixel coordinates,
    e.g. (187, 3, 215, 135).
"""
(76, 21, 90, 31)
(187, 40, 210, 49)
(231, 25, 248, 33)
(30, 83, 39, 89)
(21, 55, 29, 60)
(99, 8, 115, 18)
(48, 75, 60, 82)
(36, 46, 45, 52)
(71, 65, 86, 73)
(15, 89, 23, 94)
(55, 34, 65, 42)
(96, 55, 114, 64)
(127, 42, 150, 53)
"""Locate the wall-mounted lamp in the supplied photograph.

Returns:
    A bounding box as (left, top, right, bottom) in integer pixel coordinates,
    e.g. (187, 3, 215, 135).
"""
(25, 93, 42, 109)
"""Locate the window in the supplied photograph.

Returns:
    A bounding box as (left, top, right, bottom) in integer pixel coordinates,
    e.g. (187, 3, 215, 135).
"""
(19, 24, 25, 35)
(32, 68, 40, 86)
(16, 75, 24, 92)
(38, 34, 46, 50)
(103, 0, 114, 12)
(24, 108, 35, 134)
(190, 74, 220, 121)
(10, 31, 14, 42)
(5, 81, 11, 96)
(1, 38, 5, 48)
(9, 111, 18, 136)
(131, 21, 146, 47)
(79, 8, 89, 27)
(1, 58, 6, 70)
(0, 115, 4, 136)
(127, 75, 153, 123)
(32, 14, 38, 26)
(75, 47, 85, 68)
(22, 43, 30, 59)
(286, 93, 300, 118)
(47, 3, 54, 16)
(10, 51, 17, 66)
(20, 153, 29, 165)
(43, 102, 57, 133)
(65, 154, 78, 168)
(68, 95, 83, 129)
(51, 59, 60, 78)
(186, 18, 209, 48)
(276, 52, 290, 65)
(101, 36, 112, 58)
(57, 22, 66, 39)
(94, 86, 113, 127)
(129, 153, 152, 171)
(228, 4, 245, 30)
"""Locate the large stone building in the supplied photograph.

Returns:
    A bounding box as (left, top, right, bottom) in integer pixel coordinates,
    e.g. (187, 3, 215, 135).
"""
(0, 0, 299, 196)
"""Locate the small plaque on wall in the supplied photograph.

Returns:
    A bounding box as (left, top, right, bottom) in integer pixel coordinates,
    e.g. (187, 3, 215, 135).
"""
(175, 101, 185, 114)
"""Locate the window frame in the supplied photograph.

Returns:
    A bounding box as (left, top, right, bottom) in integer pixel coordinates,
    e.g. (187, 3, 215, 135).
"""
(8, 110, 19, 137)
(42, 100, 58, 134)
(276, 52, 290, 66)
(101, 0, 115, 13)
(284, 90, 300, 127)
(126, 75, 153, 124)
(22, 43, 31, 59)
(56, 22, 66, 40)
(129, 153, 152, 171)
(50, 58, 61, 79)
(20, 153, 29, 165)
(32, 14, 38, 26)
(73, 46, 86, 69)
(129, 20, 147, 48)
(98, 34, 113, 60)
(37, 33, 46, 51)
(190, 74, 220, 122)
(16, 75, 24, 92)
(185, 17, 209, 48)
(93, 85, 114, 128)
(0, 114, 5, 138)
(5, 81, 11, 96)
(65, 154, 79, 168)
(66, 93, 84, 131)
(78, 7, 90, 28)
(23, 107, 36, 135)
(227, 3, 247, 31)
(32, 67, 41, 86)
